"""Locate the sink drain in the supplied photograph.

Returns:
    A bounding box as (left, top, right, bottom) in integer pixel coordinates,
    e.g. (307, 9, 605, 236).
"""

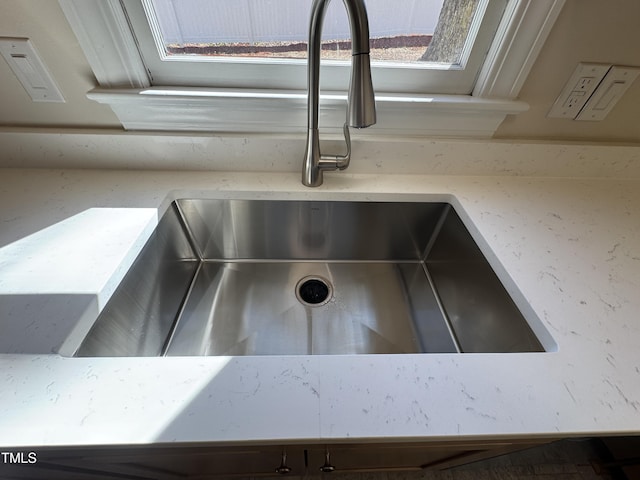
(296, 276, 333, 307)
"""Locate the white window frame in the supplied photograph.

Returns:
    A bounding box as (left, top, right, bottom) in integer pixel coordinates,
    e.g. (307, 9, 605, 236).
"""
(59, 0, 565, 137)
(125, 0, 507, 95)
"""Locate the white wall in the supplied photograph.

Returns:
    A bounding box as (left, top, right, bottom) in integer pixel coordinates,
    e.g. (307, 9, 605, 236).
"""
(493, 0, 640, 143)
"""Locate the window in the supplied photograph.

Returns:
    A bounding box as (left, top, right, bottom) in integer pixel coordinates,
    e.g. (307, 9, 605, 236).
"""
(124, 0, 507, 94)
(59, 0, 566, 136)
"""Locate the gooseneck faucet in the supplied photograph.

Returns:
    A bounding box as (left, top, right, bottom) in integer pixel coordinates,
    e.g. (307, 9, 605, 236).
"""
(302, 0, 377, 187)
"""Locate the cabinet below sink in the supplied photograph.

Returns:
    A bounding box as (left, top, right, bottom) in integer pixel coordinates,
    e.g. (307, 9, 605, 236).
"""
(74, 199, 551, 357)
(0, 440, 547, 479)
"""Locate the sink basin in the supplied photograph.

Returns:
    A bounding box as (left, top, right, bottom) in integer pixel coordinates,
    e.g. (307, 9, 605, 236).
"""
(75, 199, 549, 357)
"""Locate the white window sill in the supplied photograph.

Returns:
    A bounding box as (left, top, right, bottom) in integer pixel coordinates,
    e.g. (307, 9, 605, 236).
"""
(87, 87, 529, 138)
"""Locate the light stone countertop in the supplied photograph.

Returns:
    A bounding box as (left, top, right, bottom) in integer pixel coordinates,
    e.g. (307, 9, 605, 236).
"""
(0, 168, 639, 448)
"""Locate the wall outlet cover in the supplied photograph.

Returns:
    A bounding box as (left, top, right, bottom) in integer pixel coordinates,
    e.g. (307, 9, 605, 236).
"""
(547, 63, 610, 119)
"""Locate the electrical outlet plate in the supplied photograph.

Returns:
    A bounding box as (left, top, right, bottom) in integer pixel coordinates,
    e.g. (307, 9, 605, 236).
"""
(576, 66, 640, 121)
(0, 37, 65, 103)
(547, 63, 610, 119)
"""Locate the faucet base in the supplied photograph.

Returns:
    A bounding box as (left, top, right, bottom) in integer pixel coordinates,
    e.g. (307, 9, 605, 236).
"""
(302, 128, 323, 187)
(302, 124, 352, 187)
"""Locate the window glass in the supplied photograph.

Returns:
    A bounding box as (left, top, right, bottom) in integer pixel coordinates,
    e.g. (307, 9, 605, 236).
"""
(149, 0, 459, 64)
(147, 0, 484, 66)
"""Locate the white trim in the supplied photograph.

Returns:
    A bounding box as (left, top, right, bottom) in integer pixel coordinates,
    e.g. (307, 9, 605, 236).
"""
(87, 87, 528, 137)
(473, 0, 566, 98)
(58, 0, 150, 88)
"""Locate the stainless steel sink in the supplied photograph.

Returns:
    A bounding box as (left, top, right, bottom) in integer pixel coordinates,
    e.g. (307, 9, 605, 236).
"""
(75, 199, 547, 357)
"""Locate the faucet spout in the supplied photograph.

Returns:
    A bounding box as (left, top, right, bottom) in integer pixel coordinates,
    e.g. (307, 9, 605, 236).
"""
(302, 0, 377, 187)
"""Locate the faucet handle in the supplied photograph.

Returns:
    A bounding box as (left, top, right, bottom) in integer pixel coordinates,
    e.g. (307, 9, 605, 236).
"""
(319, 123, 351, 170)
